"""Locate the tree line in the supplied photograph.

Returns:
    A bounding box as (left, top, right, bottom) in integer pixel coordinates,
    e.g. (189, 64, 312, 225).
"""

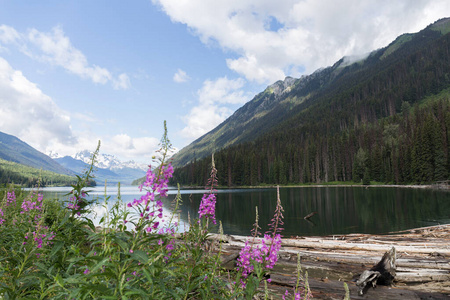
(0, 159, 91, 187)
(172, 97, 450, 186)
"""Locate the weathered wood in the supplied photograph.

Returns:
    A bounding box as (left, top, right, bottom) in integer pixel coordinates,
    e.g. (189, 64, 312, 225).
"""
(209, 224, 450, 298)
(356, 247, 396, 295)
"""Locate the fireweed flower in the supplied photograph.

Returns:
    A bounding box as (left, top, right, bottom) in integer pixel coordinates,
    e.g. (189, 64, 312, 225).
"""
(0, 208, 4, 225)
(128, 163, 173, 233)
(198, 193, 217, 224)
(6, 191, 16, 207)
(21, 193, 43, 214)
(236, 186, 285, 286)
(198, 154, 218, 225)
(67, 193, 88, 216)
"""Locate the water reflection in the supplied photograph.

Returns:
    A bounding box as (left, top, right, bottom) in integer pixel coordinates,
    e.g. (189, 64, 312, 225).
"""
(40, 186, 450, 237)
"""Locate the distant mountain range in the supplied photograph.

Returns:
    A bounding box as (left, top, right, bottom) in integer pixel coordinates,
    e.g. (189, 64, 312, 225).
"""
(0, 131, 73, 175)
(54, 151, 147, 185)
(0, 130, 146, 185)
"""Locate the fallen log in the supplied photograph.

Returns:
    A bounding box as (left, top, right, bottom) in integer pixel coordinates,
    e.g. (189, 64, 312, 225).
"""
(209, 224, 450, 298)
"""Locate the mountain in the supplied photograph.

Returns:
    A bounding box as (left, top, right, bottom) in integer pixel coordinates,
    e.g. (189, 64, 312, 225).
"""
(0, 131, 73, 175)
(173, 18, 450, 169)
(172, 18, 450, 186)
(55, 151, 147, 185)
(73, 150, 147, 172)
(0, 158, 76, 187)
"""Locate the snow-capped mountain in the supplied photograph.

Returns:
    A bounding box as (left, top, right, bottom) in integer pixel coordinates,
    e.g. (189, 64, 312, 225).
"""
(73, 150, 148, 172)
(52, 150, 148, 185)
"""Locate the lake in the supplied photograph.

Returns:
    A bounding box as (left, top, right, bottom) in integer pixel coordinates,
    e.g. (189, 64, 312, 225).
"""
(40, 186, 450, 237)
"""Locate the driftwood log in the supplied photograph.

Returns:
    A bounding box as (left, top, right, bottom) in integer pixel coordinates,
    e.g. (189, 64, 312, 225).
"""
(303, 211, 318, 220)
(209, 224, 450, 299)
(356, 247, 396, 295)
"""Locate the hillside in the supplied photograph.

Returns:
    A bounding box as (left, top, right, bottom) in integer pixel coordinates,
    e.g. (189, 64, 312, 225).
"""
(0, 159, 77, 187)
(0, 131, 72, 175)
(172, 18, 450, 186)
(172, 18, 450, 169)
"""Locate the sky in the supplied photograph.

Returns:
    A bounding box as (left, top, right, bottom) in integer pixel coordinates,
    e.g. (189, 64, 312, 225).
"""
(0, 1, 449, 164)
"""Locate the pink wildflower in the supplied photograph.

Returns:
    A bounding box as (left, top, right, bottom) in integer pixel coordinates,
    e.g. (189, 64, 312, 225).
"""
(198, 193, 217, 224)
(6, 191, 16, 206)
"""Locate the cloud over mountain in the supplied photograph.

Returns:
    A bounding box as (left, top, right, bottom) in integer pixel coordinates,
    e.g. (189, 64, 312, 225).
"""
(153, 0, 450, 83)
(0, 57, 75, 151)
(181, 77, 248, 139)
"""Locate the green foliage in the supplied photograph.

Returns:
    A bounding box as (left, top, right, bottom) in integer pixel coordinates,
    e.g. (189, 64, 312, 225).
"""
(0, 126, 309, 299)
(353, 148, 368, 183)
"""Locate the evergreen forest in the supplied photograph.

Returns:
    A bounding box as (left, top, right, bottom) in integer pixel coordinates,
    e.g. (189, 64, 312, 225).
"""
(172, 22, 450, 187)
(172, 96, 450, 186)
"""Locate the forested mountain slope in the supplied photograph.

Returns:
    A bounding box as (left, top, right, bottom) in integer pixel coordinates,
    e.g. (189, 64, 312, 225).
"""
(0, 159, 77, 187)
(172, 18, 450, 186)
(0, 131, 72, 176)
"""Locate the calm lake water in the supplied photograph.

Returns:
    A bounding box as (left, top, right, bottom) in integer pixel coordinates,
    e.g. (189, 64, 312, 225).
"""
(40, 186, 450, 237)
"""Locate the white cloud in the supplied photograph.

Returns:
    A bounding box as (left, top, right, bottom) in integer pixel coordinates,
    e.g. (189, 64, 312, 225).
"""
(198, 77, 247, 105)
(0, 56, 76, 152)
(153, 0, 450, 83)
(0, 56, 156, 163)
(181, 76, 248, 139)
(107, 134, 159, 160)
(113, 73, 131, 90)
(173, 68, 190, 83)
(0, 25, 130, 89)
(0, 25, 20, 45)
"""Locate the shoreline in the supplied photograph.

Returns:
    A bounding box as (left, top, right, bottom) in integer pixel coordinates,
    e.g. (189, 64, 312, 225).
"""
(213, 223, 450, 298)
(179, 183, 449, 190)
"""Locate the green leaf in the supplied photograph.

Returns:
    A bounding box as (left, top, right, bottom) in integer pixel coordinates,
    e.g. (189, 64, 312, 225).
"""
(91, 257, 110, 273)
(50, 240, 65, 257)
(113, 236, 128, 251)
(131, 249, 148, 264)
(54, 273, 64, 288)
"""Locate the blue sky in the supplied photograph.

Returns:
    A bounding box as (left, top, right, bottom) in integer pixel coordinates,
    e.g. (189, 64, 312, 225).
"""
(0, 0, 449, 164)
